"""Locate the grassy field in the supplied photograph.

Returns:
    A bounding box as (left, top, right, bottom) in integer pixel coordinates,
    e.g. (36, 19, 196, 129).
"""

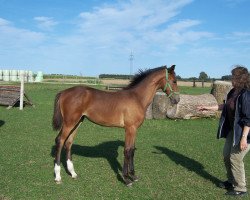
(0, 83, 249, 199)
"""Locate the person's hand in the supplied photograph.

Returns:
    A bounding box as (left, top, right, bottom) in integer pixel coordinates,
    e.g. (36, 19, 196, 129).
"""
(240, 126, 250, 151)
(197, 105, 219, 111)
(197, 106, 209, 111)
(240, 137, 248, 151)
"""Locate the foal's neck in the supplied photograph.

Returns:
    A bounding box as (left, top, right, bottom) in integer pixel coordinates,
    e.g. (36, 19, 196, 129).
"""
(132, 71, 164, 110)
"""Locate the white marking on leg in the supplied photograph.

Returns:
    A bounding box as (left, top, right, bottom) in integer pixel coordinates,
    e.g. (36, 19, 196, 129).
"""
(67, 159, 77, 179)
(54, 163, 62, 183)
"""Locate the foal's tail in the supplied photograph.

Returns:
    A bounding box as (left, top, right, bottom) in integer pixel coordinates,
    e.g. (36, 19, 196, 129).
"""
(52, 92, 63, 131)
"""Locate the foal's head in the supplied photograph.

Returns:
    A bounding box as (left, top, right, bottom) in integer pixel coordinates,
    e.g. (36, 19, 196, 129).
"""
(161, 65, 180, 104)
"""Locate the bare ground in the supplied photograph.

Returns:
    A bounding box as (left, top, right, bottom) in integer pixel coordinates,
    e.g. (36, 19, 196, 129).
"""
(101, 79, 213, 87)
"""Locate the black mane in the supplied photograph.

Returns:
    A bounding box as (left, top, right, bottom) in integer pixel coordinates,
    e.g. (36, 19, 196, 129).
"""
(123, 66, 167, 90)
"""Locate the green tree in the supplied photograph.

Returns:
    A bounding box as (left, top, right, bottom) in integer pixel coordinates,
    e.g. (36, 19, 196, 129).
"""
(221, 75, 232, 80)
(176, 75, 182, 80)
(199, 71, 208, 80)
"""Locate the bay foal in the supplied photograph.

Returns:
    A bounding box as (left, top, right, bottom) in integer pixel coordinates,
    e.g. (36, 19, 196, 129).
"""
(52, 65, 180, 186)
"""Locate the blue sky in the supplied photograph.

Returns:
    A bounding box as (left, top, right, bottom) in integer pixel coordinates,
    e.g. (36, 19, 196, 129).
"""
(0, 0, 249, 78)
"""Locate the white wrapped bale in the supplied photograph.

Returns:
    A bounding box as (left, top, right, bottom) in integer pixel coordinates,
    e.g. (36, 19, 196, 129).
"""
(3, 70, 10, 81)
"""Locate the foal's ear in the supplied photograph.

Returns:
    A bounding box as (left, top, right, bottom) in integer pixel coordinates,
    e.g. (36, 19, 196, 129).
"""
(169, 65, 176, 72)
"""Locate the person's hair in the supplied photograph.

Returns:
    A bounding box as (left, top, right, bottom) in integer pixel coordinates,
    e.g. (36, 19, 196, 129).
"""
(231, 65, 250, 89)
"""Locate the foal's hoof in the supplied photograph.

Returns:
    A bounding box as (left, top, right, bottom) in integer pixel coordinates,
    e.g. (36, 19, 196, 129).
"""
(54, 176, 62, 184)
(130, 174, 139, 182)
(55, 179, 62, 184)
(125, 179, 133, 187)
(123, 176, 133, 187)
(126, 182, 133, 187)
(71, 173, 78, 179)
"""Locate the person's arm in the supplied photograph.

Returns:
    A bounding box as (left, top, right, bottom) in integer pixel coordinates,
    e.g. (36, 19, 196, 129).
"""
(240, 91, 250, 151)
(197, 104, 224, 111)
(240, 126, 249, 151)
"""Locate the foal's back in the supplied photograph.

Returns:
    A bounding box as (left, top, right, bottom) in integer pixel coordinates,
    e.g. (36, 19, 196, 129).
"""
(59, 85, 144, 128)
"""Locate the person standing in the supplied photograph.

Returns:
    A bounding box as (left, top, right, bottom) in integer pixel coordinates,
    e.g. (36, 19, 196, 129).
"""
(198, 65, 250, 196)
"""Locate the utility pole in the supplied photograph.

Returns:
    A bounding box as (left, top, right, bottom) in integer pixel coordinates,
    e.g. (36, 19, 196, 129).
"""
(129, 51, 134, 78)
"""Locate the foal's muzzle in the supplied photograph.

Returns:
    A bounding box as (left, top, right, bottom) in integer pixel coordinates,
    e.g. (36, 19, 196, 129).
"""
(169, 93, 180, 104)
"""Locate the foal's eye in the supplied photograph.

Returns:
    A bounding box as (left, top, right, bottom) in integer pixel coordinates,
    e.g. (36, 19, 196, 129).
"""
(173, 80, 177, 84)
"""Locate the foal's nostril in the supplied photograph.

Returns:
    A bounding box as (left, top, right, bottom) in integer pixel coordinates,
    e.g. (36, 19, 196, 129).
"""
(170, 95, 180, 104)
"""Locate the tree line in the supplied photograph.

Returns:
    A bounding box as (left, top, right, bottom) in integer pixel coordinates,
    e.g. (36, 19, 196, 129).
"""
(99, 74, 132, 79)
(99, 72, 232, 81)
(44, 72, 233, 81)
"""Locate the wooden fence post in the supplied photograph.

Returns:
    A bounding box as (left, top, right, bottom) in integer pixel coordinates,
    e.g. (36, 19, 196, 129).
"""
(20, 74, 24, 110)
(193, 79, 196, 87)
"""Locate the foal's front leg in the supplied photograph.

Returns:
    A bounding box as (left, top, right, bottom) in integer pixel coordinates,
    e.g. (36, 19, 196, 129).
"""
(122, 147, 139, 186)
(128, 148, 139, 182)
(123, 127, 138, 186)
(122, 148, 133, 186)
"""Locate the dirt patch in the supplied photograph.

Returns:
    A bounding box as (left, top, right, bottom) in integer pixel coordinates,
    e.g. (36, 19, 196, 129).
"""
(100, 79, 130, 85)
(101, 79, 212, 87)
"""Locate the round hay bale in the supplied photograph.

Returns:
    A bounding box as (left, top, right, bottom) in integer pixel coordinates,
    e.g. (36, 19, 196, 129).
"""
(211, 81, 232, 104)
(166, 94, 218, 119)
(152, 92, 171, 119)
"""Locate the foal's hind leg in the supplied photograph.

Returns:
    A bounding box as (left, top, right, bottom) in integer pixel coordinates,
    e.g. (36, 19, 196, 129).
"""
(54, 125, 75, 183)
(65, 122, 82, 179)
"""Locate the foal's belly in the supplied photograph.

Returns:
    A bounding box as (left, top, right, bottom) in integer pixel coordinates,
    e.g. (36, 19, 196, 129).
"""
(84, 109, 125, 128)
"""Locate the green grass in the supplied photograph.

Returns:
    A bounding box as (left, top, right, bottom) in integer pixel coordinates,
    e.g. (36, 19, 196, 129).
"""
(0, 83, 249, 199)
(179, 86, 212, 95)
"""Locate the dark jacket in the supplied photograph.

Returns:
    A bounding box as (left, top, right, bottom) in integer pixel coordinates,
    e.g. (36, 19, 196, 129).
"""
(217, 89, 250, 146)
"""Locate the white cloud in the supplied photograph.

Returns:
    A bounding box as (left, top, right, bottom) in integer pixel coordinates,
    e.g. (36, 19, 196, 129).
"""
(34, 16, 58, 31)
(0, 18, 10, 26)
(232, 32, 250, 37)
(3, 0, 246, 77)
(78, 0, 194, 32)
(224, 0, 248, 7)
(66, 0, 212, 60)
(0, 18, 45, 48)
(145, 19, 213, 49)
(224, 31, 250, 44)
(0, 0, 214, 75)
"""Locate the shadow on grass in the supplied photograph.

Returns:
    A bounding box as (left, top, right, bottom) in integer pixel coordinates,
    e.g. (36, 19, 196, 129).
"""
(51, 140, 124, 183)
(154, 146, 221, 186)
(0, 120, 5, 127)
